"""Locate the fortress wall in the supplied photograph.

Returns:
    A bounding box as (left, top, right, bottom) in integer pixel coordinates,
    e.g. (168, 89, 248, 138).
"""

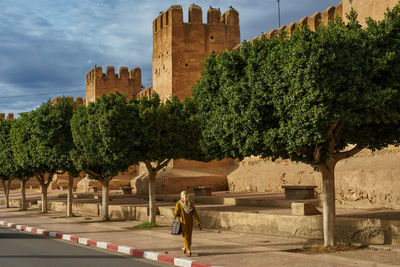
(228, 146, 400, 209)
(342, 0, 398, 26)
(153, 5, 240, 101)
(85, 66, 142, 104)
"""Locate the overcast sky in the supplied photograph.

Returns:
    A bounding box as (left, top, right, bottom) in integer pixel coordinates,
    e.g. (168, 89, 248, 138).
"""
(0, 0, 341, 115)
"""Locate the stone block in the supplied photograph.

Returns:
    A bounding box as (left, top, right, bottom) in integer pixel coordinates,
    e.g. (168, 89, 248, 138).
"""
(194, 186, 212, 196)
(282, 185, 317, 200)
(291, 202, 322, 216)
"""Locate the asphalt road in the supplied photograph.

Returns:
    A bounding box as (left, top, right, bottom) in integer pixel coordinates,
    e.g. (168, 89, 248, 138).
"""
(0, 227, 169, 267)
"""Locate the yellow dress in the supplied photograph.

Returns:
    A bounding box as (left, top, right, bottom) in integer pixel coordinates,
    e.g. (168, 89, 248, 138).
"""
(174, 200, 200, 252)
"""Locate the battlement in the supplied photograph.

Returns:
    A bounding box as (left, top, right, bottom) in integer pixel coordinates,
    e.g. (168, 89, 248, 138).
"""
(51, 96, 85, 106)
(243, 3, 343, 47)
(85, 66, 142, 104)
(86, 66, 141, 84)
(136, 86, 153, 99)
(153, 5, 239, 34)
(0, 113, 14, 121)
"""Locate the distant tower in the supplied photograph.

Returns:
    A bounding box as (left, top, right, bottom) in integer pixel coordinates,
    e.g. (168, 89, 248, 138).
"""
(152, 5, 240, 100)
(85, 66, 142, 104)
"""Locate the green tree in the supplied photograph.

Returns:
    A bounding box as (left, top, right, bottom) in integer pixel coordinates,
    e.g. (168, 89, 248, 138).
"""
(71, 93, 141, 221)
(0, 119, 15, 208)
(10, 99, 78, 213)
(134, 94, 203, 223)
(193, 6, 400, 247)
(8, 116, 35, 210)
(51, 97, 80, 217)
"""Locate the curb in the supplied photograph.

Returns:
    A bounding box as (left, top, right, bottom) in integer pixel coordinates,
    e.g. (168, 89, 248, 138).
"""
(0, 220, 217, 267)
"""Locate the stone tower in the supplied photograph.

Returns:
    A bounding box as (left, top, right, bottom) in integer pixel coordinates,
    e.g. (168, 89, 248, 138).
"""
(152, 5, 240, 100)
(85, 66, 142, 104)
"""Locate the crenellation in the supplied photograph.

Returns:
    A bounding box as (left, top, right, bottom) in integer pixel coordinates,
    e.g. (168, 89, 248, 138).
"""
(169, 5, 183, 25)
(189, 4, 202, 24)
(207, 8, 221, 24)
(321, 6, 336, 25)
(94, 66, 103, 79)
(6, 113, 14, 121)
(51, 96, 85, 106)
(335, 2, 343, 18)
(287, 22, 297, 35)
(279, 25, 287, 34)
(106, 66, 116, 79)
(297, 16, 308, 27)
(266, 29, 277, 38)
(308, 12, 321, 31)
(119, 67, 129, 79)
(221, 7, 239, 26)
(76, 97, 84, 105)
(0, 114, 4, 120)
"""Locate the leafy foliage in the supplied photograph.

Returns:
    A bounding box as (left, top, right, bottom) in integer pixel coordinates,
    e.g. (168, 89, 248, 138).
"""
(0, 119, 15, 181)
(135, 94, 204, 164)
(11, 98, 78, 178)
(193, 7, 400, 166)
(71, 93, 142, 181)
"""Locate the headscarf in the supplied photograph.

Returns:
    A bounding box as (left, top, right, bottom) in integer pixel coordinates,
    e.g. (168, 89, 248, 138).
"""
(179, 191, 193, 213)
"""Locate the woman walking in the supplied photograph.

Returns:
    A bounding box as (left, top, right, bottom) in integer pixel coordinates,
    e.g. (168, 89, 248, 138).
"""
(174, 191, 201, 257)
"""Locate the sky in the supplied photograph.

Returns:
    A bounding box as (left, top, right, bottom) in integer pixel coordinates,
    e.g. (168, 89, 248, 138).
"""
(0, 0, 341, 115)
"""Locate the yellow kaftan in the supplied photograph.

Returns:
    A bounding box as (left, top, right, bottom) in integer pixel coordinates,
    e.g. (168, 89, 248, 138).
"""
(174, 201, 200, 251)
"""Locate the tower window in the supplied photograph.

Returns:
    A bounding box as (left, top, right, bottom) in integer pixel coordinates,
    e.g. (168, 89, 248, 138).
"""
(210, 36, 214, 40)
(185, 63, 188, 67)
(166, 11, 169, 25)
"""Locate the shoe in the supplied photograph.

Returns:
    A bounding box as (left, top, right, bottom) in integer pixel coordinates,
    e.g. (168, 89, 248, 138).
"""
(182, 247, 186, 254)
(185, 250, 191, 257)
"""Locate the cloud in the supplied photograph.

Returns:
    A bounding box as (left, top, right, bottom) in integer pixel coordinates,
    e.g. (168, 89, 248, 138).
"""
(0, 0, 342, 114)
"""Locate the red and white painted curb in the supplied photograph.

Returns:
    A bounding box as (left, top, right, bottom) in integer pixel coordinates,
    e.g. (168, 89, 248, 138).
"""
(0, 220, 218, 267)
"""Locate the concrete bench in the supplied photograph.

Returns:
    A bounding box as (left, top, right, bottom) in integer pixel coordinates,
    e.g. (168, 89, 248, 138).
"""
(281, 185, 317, 200)
(120, 186, 132, 195)
(194, 186, 212, 197)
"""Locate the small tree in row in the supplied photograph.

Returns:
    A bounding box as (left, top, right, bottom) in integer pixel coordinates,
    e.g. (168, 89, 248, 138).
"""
(136, 95, 203, 223)
(0, 119, 14, 208)
(71, 93, 142, 221)
(11, 97, 77, 213)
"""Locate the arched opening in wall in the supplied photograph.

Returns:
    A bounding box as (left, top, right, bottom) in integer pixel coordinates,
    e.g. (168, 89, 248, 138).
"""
(210, 35, 214, 40)
(185, 63, 188, 67)
(166, 11, 169, 25)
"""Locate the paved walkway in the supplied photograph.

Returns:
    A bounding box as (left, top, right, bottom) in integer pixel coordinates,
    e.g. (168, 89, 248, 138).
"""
(0, 206, 399, 267)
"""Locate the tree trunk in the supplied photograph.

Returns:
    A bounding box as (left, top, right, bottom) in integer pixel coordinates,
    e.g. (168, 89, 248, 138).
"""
(148, 172, 157, 223)
(320, 160, 337, 247)
(101, 179, 110, 221)
(21, 179, 27, 210)
(1, 179, 10, 208)
(41, 183, 49, 213)
(5, 179, 11, 208)
(67, 174, 74, 217)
